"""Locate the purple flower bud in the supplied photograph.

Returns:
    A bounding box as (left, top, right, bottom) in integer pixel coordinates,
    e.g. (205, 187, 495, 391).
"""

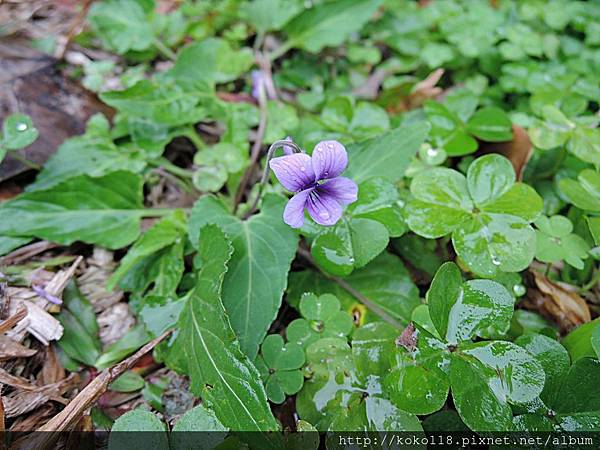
(269, 140, 358, 228)
(251, 70, 265, 101)
(32, 284, 62, 305)
(283, 136, 295, 156)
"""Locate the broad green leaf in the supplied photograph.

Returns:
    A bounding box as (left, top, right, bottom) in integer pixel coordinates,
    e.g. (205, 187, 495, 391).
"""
(452, 213, 537, 276)
(560, 169, 600, 212)
(452, 341, 545, 431)
(188, 195, 298, 358)
(110, 371, 145, 392)
(567, 127, 600, 166)
(95, 325, 150, 370)
(411, 167, 473, 211)
(285, 0, 383, 53)
(426, 262, 462, 341)
(405, 200, 471, 239)
(534, 215, 590, 269)
(166, 224, 279, 431)
(311, 217, 389, 276)
(240, 0, 303, 33)
(264, 101, 299, 143)
(0, 171, 146, 249)
(139, 294, 186, 337)
(351, 322, 397, 382)
(107, 210, 186, 290)
(1, 114, 38, 150)
(385, 326, 450, 415)
(88, 0, 154, 55)
(551, 358, 600, 414)
(562, 318, 600, 362)
(481, 183, 544, 221)
(465, 107, 513, 142)
(287, 252, 421, 325)
(261, 334, 305, 371)
(0, 236, 31, 257)
(171, 38, 254, 85)
(515, 333, 570, 405)
(100, 78, 211, 127)
(57, 282, 101, 366)
(345, 122, 430, 183)
(171, 404, 228, 450)
(29, 132, 147, 191)
(466, 154, 515, 206)
(109, 409, 168, 450)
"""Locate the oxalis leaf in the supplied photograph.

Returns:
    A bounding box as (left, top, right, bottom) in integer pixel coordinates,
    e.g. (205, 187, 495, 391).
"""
(406, 154, 543, 276)
(165, 224, 279, 432)
(284, 0, 383, 53)
(0, 171, 150, 249)
(188, 194, 298, 359)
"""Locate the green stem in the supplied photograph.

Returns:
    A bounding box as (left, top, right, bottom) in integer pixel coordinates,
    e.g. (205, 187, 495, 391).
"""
(183, 127, 206, 151)
(581, 268, 600, 292)
(153, 38, 177, 61)
(11, 153, 41, 171)
(153, 157, 194, 179)
(267, 41, 293, 62)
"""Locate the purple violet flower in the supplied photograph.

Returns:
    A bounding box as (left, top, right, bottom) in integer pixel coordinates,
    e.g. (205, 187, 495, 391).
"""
(269, 140, 358, 228)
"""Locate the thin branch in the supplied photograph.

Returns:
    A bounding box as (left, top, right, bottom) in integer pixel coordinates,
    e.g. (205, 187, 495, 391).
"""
(297, 247, 403, 328)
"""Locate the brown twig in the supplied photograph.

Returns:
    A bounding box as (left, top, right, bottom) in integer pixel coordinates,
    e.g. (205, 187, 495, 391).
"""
(0, 241, 58, 266)
(297, 247, 403, 328)
(0, 307, 27, 334)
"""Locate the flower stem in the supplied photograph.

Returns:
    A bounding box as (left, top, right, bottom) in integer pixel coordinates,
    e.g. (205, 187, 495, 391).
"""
(153, 38, 177, 61)
(183, 126, 206, 151)
(11, 153, 41, 171)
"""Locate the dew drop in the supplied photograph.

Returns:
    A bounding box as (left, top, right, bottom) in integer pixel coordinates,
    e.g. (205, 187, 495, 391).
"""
(327, 143, 334, 149)
(300, 166, 306, 171)
(513, 284, 526, 296)
(349, 257, 355, 264)
(323, 171, 329, 177)
(319, 211, 330, 219)
(492, 257, 501, 266)
(16, 123, 27, 131)
(316, 146, 323, 152)
(426, 147, 438, 158)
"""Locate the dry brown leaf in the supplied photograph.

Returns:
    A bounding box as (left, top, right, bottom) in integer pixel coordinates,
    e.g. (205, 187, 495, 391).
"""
(97, 303, 135, 347)
(9, 404, 54, 432)
(479, 124, 533, 180)
(0, 308, 27, 334)
(524, 270, 592, 333)
(39, 345, 65, 386)
(2, 373, 78, 418)
(0, 336, 37, 361)
(0, 367, 37, 391)
(386, 68, 445, 113)
(77, 248, 123, 313)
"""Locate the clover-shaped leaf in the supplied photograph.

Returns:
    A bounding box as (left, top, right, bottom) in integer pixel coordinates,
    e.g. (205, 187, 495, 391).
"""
(257, 334, 305, 404)
(1, 114, 39, 164)
(534, 215, 590, 269)
(286, 294, 353, 349)
(406, 154, 543, 276)
(559, 169, 600, 212)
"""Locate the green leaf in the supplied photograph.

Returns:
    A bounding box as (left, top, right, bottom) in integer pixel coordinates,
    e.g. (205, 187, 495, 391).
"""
(466, 154, 515, 206)
(311, 217, 388, 276)
(429, 265, 514, 344)
(562, 318, 600, 362)
(100, 78, 211, 127)
(171, 404, 228, 450)
(550, 358, 600, 414)
(29, 130, 147, 191)
(560, 169, 600, 212)
(351, 322, 397, 381)
(286, 294, 353, 349)
(534, 215, 590, 269)
(287, 252, 421, 325)
(261, 334, 305, 371)
(240, 0, 303, 33)
(452, 341, 546, 431)
(95, 325, 151, 370)
(57, 282, 101, 366)
(515, 333, 570, 405)
(567, 127, 600, 166)
(110, 371, 145, 393)
(88, 0, 154, 55)
(465, 107, 513, 142)
(0, 171, 146, 249)
(109, 409, 168, 450)
(452, 213, 537, 276)
(285, 0, 383, 53)
(345, 122, 430, 184)
(264, 101, 300, 143)
(171, 39, 254, 85)
(1, 114, 38, 150)
(166, 225, 279, 431)
(188, 195, 298, 358)
(139, 294, 186, 337)
(0, 236, 31, 257)
(108, 210, 186, 290)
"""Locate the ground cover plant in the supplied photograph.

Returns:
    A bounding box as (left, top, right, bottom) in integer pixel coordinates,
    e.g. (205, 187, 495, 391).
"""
(1, 0, 600, 446)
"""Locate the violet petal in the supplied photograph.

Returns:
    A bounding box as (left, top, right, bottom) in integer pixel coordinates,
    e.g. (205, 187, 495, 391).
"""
(312, 140, 348, 180)
(32, 285, 62, 305)
(318, 177, 358, 205)
(269, 153, 315, 192)
(283, 136, 295, 156)
(306, 190, 343, 226)
(283, 188, 313, 228)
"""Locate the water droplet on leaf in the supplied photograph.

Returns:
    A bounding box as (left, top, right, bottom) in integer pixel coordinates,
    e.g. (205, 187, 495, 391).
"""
(513, 284, 526, 296)
(16, 123, 27, 131)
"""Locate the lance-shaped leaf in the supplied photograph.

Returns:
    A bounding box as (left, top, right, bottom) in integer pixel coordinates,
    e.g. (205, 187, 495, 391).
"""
(188, 194, 298, 358)
(0, 171, 147, 249)
(167, 224, 279, 431)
